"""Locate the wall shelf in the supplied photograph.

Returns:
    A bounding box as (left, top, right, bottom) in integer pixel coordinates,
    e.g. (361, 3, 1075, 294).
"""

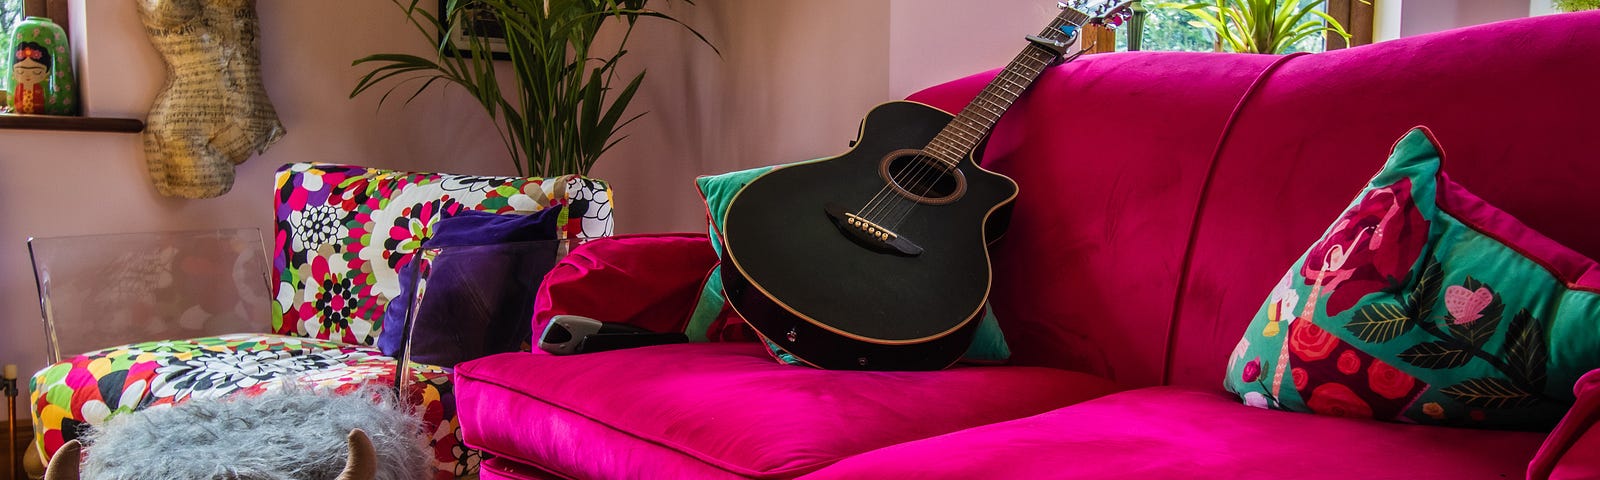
(0, 114, 144, 133)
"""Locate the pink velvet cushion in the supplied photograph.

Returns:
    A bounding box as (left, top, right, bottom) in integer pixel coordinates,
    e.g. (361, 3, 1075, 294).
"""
(802, 387, 1548, 479)
(530, 233, 718, 342)
(454, 342, 1120, 479)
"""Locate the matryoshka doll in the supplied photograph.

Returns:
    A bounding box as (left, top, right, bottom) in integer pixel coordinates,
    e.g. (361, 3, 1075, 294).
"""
(5, 16, 76, 115)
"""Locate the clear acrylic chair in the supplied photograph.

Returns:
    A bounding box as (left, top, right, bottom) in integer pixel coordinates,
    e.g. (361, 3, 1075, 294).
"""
(27, 228, 271, 363)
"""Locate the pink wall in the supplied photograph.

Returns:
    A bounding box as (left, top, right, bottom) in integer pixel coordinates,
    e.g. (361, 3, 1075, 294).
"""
(589, 0, 894, 236)
(1397, 0, 1532, 37)
(889, 0, 1061, 98)
(1377, 0, 1537, 41)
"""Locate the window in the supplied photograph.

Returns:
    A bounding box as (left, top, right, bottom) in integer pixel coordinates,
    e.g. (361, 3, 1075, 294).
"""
(1120, 0, 1370, 53)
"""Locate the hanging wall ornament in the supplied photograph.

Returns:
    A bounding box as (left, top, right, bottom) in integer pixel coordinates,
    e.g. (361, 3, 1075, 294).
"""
(136, 0, 284, 199)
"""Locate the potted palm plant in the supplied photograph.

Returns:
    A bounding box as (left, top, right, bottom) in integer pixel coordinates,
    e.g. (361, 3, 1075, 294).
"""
(1155, 0, 1353, 54)
(352, 0, 715, 177)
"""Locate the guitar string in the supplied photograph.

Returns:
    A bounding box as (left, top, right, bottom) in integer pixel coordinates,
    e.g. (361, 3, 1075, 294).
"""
(885, 9, 1104, 230)
(857, 15, 1068, 226)
(872, 34, 1055, 229)
(881, 21, 1075, 232)
(854, 137, 926, 225)
(858, 9, 1085, 232)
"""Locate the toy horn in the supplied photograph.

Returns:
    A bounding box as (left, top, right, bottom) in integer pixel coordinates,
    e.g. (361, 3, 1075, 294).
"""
(336, 428, 378, 480)
(42, 440, 80, 480)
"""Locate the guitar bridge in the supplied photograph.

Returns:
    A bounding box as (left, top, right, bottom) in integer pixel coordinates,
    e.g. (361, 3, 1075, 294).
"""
(825, 203, 923, 256)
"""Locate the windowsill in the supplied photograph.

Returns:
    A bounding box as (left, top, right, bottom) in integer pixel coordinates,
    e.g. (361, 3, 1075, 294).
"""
(0, 114, 144, 133)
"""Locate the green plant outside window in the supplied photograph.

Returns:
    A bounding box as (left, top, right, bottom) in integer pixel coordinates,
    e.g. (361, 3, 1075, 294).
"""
(1151, 0, 1350, 54)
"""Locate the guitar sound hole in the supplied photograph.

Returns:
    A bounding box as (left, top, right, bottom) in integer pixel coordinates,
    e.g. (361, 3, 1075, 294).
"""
(879, 149, 967, 205)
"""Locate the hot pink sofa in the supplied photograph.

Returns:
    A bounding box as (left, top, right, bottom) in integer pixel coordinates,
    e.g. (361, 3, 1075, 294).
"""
(454, 11, 1600, 479)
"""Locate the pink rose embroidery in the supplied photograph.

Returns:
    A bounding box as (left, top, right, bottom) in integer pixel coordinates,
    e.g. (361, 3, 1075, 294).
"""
(1367, 360, 1417, 401)
(1307, 383, 1375, 419)
(1337, 350, 1362, 375)
(1301, 178, 1429, 316)
(1290, 321, 1340, 362)
(1242, 357, 1263, 383)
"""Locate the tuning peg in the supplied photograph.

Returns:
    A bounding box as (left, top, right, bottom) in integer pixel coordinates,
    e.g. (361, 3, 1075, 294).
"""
(1058, 1, 1068, 9)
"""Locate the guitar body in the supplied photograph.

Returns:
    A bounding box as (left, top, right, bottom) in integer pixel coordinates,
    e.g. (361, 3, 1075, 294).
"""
(720, 101, 1018, 370)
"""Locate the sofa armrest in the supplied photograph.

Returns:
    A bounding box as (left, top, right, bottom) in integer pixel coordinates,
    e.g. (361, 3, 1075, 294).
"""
(532, 233, 718, 344)
(1529, 369, 1600, 479)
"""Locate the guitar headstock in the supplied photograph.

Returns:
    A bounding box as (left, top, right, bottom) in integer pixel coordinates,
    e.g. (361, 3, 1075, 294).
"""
(1061, 0, 1135, 28)
(1031, 0, 1134, 63)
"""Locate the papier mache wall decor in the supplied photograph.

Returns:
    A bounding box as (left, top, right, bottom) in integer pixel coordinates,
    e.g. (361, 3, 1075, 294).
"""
(137, 0, 284, 199)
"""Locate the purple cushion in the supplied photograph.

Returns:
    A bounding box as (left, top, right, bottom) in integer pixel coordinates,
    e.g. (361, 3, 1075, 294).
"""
(454, 342, 1120, 478)
(802, 387, 1548, 479)
(376, 208, 563, 366)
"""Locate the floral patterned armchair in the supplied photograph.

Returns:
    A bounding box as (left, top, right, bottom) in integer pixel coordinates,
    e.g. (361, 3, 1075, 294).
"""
(28, 163, 612, 479)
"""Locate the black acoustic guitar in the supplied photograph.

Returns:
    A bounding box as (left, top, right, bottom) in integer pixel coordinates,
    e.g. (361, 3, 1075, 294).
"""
(720, 2, 1130, 370)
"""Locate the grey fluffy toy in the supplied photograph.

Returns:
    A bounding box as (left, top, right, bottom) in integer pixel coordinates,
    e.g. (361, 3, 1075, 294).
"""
(60, 387, 428, 480)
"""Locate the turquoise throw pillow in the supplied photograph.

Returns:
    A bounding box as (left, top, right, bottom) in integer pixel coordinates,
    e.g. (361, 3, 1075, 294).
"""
(693, 164, 1011, 365)
(1225, 127, 1600, 430)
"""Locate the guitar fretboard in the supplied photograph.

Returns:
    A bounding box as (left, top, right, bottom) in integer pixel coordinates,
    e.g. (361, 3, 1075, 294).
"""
(923, 7, 1091, 166)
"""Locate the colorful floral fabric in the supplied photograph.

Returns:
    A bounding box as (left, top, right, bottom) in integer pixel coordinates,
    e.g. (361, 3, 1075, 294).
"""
(1225, 128, 1600, 430)
(272, 163, 612, 345)
(29, 334, 471, 477)
(29, 163, 615, 479)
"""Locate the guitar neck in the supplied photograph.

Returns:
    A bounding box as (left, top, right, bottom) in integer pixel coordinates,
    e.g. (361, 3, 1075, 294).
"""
(923, 7, 1091, 165)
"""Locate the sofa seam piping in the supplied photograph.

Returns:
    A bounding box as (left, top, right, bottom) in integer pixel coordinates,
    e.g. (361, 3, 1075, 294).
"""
(1159, 52, 1308, 386)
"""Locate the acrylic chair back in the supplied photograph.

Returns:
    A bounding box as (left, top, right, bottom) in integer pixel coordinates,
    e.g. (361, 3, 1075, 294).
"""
(27, 228, 271, 363)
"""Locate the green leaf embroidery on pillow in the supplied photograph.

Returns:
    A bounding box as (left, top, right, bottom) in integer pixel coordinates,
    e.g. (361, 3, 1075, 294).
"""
(1441, 377, 1538, 409)
(1503, 309, 1549, 392)
(1397, 341, 1472, 369)
(1406, 255, 1445, 322)
(1346, 302, 1414, 343)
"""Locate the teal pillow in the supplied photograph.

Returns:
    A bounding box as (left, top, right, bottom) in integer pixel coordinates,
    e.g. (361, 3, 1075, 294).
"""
(692, 164, 1011, 365)
(1225, 127, 1600, 430)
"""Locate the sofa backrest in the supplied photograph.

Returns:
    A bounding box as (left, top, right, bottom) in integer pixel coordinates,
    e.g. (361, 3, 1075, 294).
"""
(908, 11, 1600, 389)
(270, 163, 613, 345)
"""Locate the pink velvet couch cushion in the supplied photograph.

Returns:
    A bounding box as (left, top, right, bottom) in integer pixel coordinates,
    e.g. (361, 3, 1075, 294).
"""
(455, 342, 1120, 479)
(802, 387, 1548, 479)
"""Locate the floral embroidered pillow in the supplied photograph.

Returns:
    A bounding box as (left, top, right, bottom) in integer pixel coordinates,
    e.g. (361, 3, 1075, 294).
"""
(1225, 127, 1600, 430)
